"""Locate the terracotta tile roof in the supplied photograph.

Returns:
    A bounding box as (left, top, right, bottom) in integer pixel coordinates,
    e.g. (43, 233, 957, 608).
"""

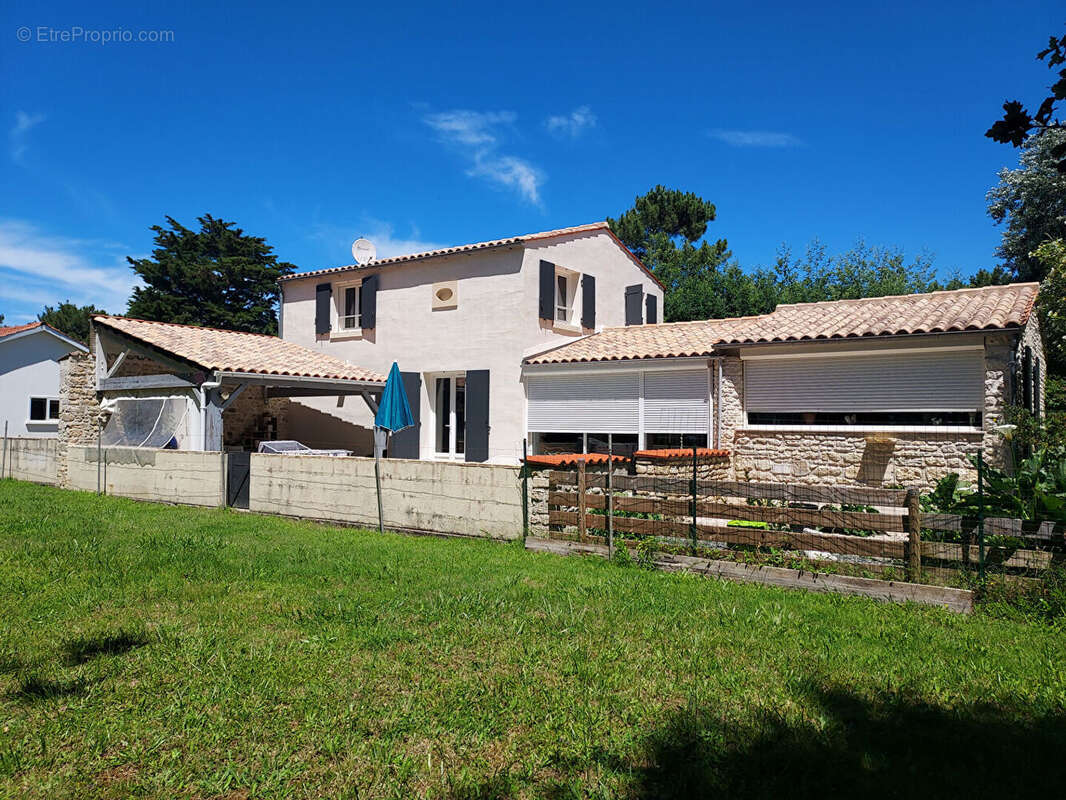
(524, 453, 629, 468)
(525, 283, 1040, 364)
(279, 221, 664, 289)
(634, 448, 731, 460)
(0, 321, 43, 339)
(92, 316, 385, 383)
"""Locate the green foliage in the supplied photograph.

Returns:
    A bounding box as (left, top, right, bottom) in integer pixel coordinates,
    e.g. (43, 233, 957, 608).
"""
(925, 449, 1066, 523)
(1031, 239, 1066, 374)
(37, 301, 105, 343)
(126, 214, 295, 334)
(986, 130, 1066, 281)
(610, 187, 966, 323)
(986, 29, 1066, 172)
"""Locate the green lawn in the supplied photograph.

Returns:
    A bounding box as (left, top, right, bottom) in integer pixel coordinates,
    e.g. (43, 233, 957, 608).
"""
(1, 481, 1065, 799)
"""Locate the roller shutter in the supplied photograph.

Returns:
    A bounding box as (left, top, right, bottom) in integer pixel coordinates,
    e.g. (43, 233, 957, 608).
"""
(527, 372, 639, 433)
(643, 370, 709, 433)
(744, 349, 984, 414)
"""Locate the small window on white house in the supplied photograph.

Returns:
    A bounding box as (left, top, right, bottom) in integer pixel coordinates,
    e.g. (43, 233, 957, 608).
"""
(29, 397, 60, 421)
(337, 283, 361, 330)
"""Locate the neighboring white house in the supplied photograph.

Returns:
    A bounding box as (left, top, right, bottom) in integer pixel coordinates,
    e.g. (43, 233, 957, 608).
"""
(0, 322, 88, 437)
(522, 283, 1045, 488)
(279, 222, 664, 463)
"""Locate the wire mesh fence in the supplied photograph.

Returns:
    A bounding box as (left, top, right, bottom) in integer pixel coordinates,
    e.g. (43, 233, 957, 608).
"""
(532, 429, 1065, 591)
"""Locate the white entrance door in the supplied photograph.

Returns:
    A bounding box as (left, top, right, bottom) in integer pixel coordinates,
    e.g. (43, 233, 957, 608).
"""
(432, 374, 466, 458)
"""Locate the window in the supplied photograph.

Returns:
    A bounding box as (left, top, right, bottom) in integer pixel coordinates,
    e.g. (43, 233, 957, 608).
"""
(746, 411, 980, 428)
(645, 433, 708, 450)
(342, 285, 360, 329)
(434, 374, 466, 457)
(29, 397, 60, 422)
(333, 281, 362, 332)
(556, 274, 569, 322)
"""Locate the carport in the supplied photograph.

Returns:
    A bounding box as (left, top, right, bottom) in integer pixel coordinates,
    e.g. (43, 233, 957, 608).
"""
(89, 315, 386, 454)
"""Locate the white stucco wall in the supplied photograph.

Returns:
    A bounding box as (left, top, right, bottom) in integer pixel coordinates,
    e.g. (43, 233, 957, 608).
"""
(280, 229, 663, 463)
(0, 330, 83, 437)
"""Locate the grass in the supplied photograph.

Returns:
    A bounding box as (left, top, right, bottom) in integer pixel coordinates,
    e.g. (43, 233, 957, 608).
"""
(1, 481, 1065, 799)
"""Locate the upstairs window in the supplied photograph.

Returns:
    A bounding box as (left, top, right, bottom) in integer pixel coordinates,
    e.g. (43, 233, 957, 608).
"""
(556, 273, 569, 322)
(336, 282, 361, 330)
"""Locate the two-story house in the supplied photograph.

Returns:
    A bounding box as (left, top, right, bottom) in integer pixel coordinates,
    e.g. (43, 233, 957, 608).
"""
(279, 222, 664, 463)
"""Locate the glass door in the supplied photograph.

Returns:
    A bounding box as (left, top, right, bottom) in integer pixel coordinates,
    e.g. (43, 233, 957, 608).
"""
(433, 374, 466, 457)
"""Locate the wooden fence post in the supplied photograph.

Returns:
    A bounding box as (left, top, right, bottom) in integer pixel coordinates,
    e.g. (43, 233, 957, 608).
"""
(606, 456, 614, 559)
(577, 459, 587, 542)
(905, 488, 922, 581)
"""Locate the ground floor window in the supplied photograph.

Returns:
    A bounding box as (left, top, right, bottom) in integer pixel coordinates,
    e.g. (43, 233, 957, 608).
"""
(29, 397, 60, 422)
(644, 433, 708, 449)
(530, 432, 638, 456)
(433, 374, 466, 457)
(746, 411, 980, 428)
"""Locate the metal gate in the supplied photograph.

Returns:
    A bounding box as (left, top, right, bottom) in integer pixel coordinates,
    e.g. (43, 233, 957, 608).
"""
(227, 452, 250, 509)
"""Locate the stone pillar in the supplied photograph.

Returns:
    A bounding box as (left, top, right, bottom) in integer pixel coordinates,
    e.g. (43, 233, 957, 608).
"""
(57, 349, 106, 488)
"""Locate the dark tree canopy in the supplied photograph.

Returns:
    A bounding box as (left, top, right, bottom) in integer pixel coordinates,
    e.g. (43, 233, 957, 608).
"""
(38, 302, 106, 343)
(126, 215, 295, 334)
(987, 29, 1066, 172)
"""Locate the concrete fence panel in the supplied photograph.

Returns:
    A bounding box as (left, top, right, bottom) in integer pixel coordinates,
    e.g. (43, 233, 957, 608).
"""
(2, 437, 58, 485)
(249, 454, 523, 539)
(66, 446, 225, 507)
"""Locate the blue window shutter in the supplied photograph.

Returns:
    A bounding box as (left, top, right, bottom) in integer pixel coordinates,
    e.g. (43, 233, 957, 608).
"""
(625, 285, 643, 326)
(645, 293, 658, 324)
(360, 274, 378, 329)
(539, 261, 555, 321)
(581, 274, 596, 329)
(465, 370, 490, 462)
(390, 372, 421, 458)
(315, 283, 332, 335)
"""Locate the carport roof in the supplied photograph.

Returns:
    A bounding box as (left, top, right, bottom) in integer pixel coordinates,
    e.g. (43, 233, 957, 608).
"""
(92, 315, 386, 384)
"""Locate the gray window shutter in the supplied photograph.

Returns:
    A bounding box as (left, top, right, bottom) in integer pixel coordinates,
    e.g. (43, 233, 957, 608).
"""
(581, 274, 596, 329)
(645, 293, 658, 324)
(625, 285, 643, 326)
(315, 283, 332, 335)
(465, 369, 490, 462)
(539, 261, 555, 321)
(390, 372, 421, 458)
(360, 273, 378, 329)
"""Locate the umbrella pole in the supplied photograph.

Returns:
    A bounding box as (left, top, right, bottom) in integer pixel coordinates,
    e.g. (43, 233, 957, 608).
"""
(374, 427, 385, 535)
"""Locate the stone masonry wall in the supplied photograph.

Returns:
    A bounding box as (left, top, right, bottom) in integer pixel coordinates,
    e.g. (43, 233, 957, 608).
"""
(221, 385, 291, 449)
(57, 351, 107, 488)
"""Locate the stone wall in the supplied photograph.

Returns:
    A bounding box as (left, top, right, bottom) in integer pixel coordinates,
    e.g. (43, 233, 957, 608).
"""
(635, 452, 731, 481)
(1, 437, 58, 484)
(732, 430, 984, 488)
(222, 385, 291, 449)
(57, 351, 108, 487)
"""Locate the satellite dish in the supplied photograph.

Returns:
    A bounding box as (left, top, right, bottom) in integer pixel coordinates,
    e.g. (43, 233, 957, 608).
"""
(352, 238, 376, 265)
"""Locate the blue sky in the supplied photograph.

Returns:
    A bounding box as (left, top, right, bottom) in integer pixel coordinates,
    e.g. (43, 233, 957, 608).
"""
(1, 0, 1061, 323)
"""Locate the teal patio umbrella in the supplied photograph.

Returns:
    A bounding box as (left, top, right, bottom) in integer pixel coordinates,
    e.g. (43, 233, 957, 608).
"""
(372, 363, 415, 534)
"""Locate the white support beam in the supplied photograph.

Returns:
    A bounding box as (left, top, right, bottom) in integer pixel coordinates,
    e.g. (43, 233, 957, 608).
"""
(104, 349, 128, 379)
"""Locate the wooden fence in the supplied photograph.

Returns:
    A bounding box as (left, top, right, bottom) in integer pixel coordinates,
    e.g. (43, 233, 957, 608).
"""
(543, 465, 1063, 582)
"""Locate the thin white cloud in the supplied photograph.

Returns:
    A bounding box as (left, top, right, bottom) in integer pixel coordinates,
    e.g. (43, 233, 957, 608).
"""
(0, 220, 139, 313)
(10, 111, 46, 164)
(307, 218, 444, 262)
(423, 109, 543, 205)
(545, 106, 597, 139)
(708, 129, 803, 148)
